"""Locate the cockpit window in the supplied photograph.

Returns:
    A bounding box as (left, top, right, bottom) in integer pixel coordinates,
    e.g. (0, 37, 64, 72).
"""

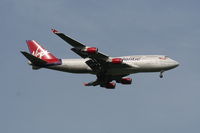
(159, 56, 168, 60)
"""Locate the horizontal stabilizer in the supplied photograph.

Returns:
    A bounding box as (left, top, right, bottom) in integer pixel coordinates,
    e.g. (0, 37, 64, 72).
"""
(21, 51, 47, 66)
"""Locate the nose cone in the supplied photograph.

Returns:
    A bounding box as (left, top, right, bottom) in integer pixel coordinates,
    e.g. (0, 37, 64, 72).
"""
(174, 61, 179, 67)
(158, 56, 179, 70)
(170, 60, 179, 68)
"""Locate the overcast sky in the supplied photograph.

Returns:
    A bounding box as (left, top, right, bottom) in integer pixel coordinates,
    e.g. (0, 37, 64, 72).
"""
(1, 0, 200, 133)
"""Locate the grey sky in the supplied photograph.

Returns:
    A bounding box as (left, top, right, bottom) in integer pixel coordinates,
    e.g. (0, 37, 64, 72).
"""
(1, 0, 200, 133)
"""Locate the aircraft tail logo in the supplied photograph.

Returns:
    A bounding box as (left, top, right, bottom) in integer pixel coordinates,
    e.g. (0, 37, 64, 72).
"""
(26, 40, 61, 64)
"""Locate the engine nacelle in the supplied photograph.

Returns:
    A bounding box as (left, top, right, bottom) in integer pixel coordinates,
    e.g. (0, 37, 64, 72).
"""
(83, 47, 98, 54)
(105, 82, 116, 89)
(121, 78, 132, 84)
(112, 58, 123, 64)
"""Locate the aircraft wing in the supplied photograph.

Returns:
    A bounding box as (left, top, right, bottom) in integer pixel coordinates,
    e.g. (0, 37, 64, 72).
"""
(52, 29, 131, 74)
(51, 29, 108, 61)
(52, 29, 85, 48)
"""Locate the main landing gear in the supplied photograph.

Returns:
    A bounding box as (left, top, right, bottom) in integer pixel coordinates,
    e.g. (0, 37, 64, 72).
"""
(159, 71, 164, 78)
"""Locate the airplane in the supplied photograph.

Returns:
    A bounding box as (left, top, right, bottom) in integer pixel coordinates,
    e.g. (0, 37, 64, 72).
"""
(21, 29, 179, 89)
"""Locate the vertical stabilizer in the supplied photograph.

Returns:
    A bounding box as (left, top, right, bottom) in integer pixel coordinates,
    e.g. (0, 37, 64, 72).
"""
(26, 40, 61, 64)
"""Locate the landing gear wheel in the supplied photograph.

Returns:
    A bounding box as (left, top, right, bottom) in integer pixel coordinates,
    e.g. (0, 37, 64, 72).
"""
(160, 71, 164, 78)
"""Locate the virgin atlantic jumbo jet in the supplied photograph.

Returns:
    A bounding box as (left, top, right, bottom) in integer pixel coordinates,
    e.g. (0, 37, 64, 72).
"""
(21, 29, 179, 89)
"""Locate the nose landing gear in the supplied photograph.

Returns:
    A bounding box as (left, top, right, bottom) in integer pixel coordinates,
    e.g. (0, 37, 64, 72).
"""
(160, 71, 164, 78)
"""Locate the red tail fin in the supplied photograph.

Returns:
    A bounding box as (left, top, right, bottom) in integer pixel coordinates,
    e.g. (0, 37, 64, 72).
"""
(26, 40, 60, 64)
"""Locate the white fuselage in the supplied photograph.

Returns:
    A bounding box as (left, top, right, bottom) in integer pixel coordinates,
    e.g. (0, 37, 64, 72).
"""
(46, 55, 179, 76)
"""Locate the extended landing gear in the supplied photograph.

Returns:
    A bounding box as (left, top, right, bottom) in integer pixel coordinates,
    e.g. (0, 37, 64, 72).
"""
(159, 71, 164, 78)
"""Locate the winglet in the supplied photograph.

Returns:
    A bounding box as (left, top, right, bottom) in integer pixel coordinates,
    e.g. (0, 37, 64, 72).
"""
(51, 29, 59, 33)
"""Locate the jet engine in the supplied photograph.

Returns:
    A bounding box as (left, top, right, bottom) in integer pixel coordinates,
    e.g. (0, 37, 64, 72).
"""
(83, 47, 98, 54)
(120, 77, 132, 84)
(112, 58, 123, 64)
(104, 82, 116, 89)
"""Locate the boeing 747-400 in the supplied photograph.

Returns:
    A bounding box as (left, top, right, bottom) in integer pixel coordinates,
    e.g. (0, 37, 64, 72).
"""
(21, 29, 179, 89)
